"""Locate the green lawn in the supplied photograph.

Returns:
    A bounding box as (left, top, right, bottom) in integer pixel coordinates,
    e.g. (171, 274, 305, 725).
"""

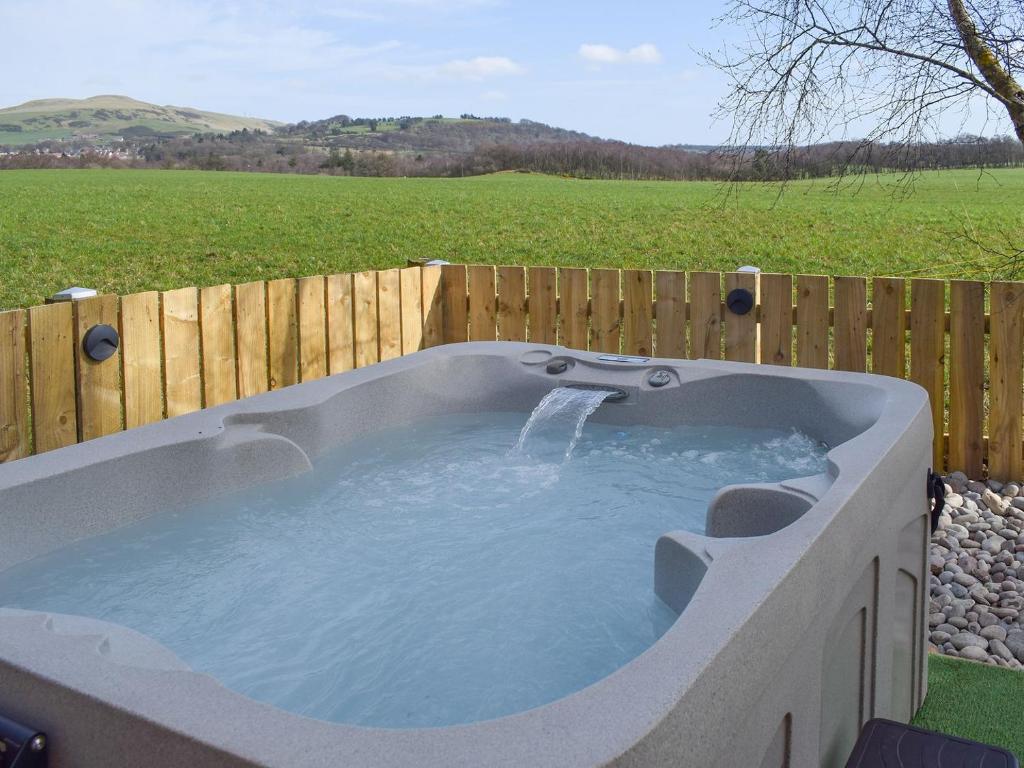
(1, 167, 1023, 309)
(914, 654, 1024, 759)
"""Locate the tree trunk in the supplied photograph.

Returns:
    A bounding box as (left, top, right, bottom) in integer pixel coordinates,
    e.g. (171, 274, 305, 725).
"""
(948, 0, 1024, 144)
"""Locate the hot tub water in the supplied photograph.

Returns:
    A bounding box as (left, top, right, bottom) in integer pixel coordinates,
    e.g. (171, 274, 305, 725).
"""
(514, 386, 614, 460)
(0, 390, 828, 728)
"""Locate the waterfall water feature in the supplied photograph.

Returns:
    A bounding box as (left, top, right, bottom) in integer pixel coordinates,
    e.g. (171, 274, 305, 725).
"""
(513, 387, 614, 461)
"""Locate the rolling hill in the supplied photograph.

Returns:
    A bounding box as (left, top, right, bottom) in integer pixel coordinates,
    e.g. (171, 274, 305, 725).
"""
(0, 95, 281, 146)
(278, 114, 597, 155)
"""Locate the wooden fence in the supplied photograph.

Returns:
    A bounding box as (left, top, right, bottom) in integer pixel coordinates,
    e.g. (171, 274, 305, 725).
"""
(1, 264, 1022, 478)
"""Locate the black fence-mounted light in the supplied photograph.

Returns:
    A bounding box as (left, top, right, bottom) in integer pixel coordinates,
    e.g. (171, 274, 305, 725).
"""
(82, 324, 120, 362)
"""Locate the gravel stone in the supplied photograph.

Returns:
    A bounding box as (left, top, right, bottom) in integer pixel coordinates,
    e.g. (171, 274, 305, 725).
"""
(959, 645, 990, 662)
(979, 625, 1007, 642)
(1005, 631, 1024, 663)
(950, 632, 987, 651)
(989, 638, 1014, 662)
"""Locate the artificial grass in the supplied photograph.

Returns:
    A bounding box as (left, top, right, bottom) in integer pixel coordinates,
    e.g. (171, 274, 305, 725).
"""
(913, 654, 1024, 759)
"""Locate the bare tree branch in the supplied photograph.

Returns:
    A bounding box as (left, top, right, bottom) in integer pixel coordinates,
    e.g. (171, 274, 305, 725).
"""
(705, 0, 1024, 173)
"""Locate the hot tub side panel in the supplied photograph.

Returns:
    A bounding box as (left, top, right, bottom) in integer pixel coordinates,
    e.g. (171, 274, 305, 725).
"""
(611, 390, 932, 768)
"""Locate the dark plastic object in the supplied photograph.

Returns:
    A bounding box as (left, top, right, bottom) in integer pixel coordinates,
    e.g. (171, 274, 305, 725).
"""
(845, 718, 1018, 768)
(726, 287, 755, 316)
(82, 324, 119, 362)
(0, 712, 47, 768)
(546, 359, 568, 374)
(928, 468, 946, 534)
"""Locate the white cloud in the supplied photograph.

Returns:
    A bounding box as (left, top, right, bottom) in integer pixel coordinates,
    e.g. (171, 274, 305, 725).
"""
(579, 43, 663, 65)
(437, 57, 525, 80)
(627, 44, 662, 64)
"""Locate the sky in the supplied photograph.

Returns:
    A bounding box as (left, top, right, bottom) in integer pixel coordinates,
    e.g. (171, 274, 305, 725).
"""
(0, 0, 1005, 145)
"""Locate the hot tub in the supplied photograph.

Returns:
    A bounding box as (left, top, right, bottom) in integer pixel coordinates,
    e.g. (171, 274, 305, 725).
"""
(0, 342, 931, 768)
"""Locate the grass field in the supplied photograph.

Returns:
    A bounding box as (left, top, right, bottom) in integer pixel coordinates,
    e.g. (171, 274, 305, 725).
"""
(1, 167, 1023, 309)
(913, 655, 1024, 759)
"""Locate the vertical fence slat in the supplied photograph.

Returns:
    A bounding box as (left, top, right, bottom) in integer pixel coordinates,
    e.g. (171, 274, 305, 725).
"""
(909, 279, 946, 471)
(235, 281, 269, 398)
(834, 277, 867, 373)
(353, 271, 380, 368)
(0, 310, 29, 462)
(623, 269, 653, 357)
(267, 278, 299, 390)
(326, 273, 355, 373)
(400, 266, 424, 354)
(28, 303, 77, 453)
(590, 269, 620, 353)
(497, 266, 527, 342)
(760, 273, 792, 366)
(989, 282, 1024, 480)
(655, 271, 686, 360)
(377, 268, 403, 361)
(441, 264, 468, 344)
(796, 275, 829, 369)
(949, 280, 986, 476)
(528, 267, 557, 345)
(872, 277, 906, 378)
(724, 272, 758, 363)
(297, 276, 328, 381)
(75, 294, 123, 440)
(421, 266, 444, 349)
(121, 291, 163, 428)
(468, 265, 497, 342)
(689, 272, 721, 360)
(298, 276, 328, 382)
(559, 268, 589, 350)
(161, 287, 201, 418)
(200, 284, 238, 406)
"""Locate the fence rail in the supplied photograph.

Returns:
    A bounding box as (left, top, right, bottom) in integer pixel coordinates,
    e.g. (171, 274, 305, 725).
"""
(1, 264, 1022, 477)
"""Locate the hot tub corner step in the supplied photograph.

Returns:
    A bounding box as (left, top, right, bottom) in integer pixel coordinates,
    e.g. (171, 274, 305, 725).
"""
(845, 718, 1019, 768)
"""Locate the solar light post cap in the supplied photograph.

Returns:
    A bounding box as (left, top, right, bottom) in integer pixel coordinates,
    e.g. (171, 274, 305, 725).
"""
(48, 286, 98, 303)
(737, 265, 761, 274)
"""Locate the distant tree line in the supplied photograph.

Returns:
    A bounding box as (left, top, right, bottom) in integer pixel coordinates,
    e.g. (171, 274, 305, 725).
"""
(2, 129, 1021, 180)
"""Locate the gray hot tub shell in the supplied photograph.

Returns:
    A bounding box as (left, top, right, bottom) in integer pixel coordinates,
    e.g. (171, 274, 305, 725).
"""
(0, 342, 932, 768)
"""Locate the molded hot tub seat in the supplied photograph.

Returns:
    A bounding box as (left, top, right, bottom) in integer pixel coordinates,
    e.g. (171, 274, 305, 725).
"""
(0, 342, 932, 768)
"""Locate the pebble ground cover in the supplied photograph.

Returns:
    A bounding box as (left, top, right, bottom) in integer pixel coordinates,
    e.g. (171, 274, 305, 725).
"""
(2, 167, 1023, 309)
